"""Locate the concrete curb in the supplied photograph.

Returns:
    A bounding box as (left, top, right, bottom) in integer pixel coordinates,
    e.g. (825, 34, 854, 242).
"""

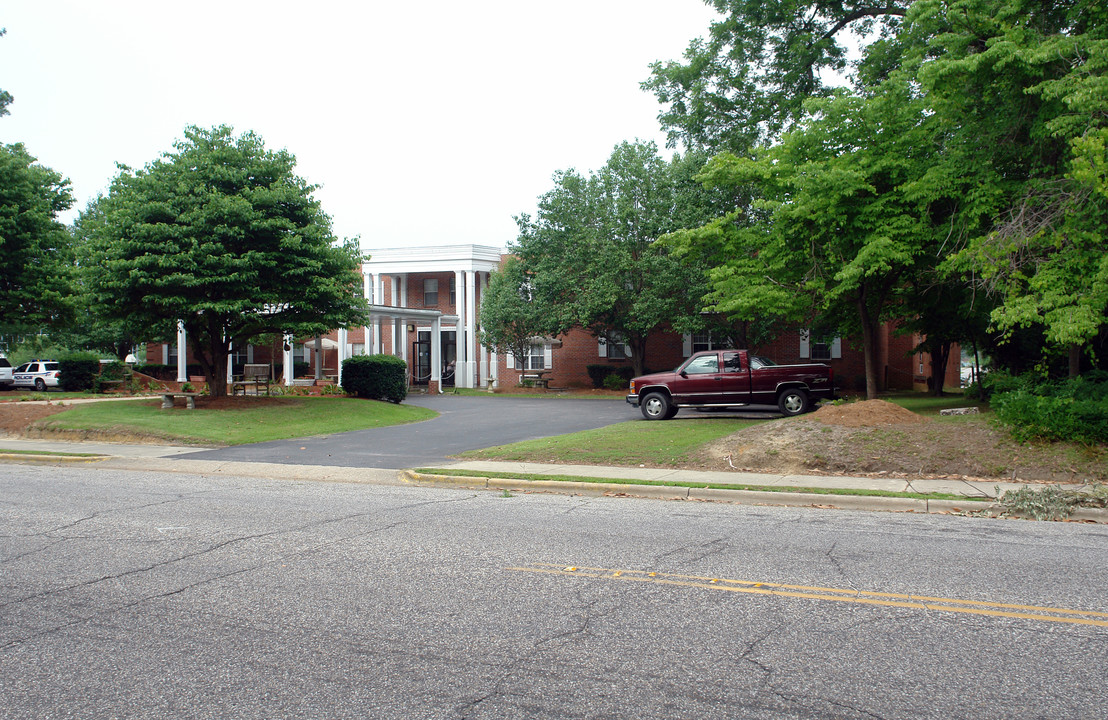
(10, 456, 1104, 523)
(0, 452, 110, 465)
(398, 470, 1063, 519)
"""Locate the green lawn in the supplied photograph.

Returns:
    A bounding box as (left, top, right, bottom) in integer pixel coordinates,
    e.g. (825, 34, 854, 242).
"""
(38, 396, 436, 445)
(460, 417, 765, 466)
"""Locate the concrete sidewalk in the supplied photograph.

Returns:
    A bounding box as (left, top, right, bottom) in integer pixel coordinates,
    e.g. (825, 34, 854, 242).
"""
(1, 437, 1103, 521)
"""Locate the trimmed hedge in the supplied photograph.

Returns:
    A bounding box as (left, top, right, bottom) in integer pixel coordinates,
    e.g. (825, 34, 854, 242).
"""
(58, 352, 101, 392)
(341, 354, 408, 403)
(134, 363, 204, 380)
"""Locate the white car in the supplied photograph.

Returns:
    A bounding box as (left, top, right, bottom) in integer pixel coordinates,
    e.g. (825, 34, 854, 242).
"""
(0, 356, 12, 389)
(12, 360, 61, 391)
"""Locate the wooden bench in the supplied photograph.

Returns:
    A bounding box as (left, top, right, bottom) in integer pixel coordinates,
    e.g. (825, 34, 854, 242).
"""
(161, 392, 201, 409)
(232, 364, 271, 396)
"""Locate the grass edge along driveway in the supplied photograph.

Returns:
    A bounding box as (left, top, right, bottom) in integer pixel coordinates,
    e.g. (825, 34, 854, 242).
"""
(36, 396, 437, 446)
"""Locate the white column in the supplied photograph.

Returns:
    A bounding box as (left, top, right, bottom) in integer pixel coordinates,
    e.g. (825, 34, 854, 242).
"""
(465, 269, 477, 389)
(455, 270, 467, 388)
(337, 328, 348, 386)
(374, 274, 386, 354)
(370, 272, 378, 356)
(399, 274, 409, 364)
(176, 321, 187, 382)
(431, 316, 442, 394)
(478, 271, 488, 387)
(283, 333, 293, 386)
(226, 340, 233, 385)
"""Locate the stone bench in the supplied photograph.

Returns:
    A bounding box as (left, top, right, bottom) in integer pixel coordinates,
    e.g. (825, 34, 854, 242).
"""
(161, 392, 201, 409)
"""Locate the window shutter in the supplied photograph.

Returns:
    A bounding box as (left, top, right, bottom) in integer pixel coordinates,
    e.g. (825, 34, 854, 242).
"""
(799, 330, 810, 358)
(506, 353, 515, 369)
(544, 344, 553, 369)
(831, 337, 842, 359)
(682, 334, 693, 357)
(598, 337, 607, 357)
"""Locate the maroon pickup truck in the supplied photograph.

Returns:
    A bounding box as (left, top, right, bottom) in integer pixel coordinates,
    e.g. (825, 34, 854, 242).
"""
(626, 350, 835, 420)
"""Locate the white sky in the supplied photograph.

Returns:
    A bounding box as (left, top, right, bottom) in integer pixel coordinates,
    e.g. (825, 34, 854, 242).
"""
(0, 1, 719, 252)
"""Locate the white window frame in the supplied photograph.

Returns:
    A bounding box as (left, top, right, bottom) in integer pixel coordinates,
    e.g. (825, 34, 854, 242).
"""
(799, 330, 841, 360)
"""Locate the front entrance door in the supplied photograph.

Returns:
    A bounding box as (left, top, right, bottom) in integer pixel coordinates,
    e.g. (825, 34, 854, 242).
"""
(413, 330, 457, 387)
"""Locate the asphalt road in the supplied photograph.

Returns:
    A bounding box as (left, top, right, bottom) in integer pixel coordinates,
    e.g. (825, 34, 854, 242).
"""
(3, 464, 1106, 719)
(176, 395, 637, 468)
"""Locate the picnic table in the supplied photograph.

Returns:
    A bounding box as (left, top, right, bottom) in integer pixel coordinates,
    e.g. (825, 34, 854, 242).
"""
(520, 370, 550, 389)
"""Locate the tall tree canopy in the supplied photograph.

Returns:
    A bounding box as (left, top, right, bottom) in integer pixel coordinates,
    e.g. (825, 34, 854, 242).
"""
(0, 143, 75, 333)
(513, 141, 720, 376)
(81, 125, 367, 396)
(654, 0, 1106, 380)
(643, 0, 909, 153)
(0, 28, 12, 117)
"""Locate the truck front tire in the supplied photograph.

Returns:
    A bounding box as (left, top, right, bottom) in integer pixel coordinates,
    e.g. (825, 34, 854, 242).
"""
(777, 388, 808, 416)
(641, 392, 672, 421)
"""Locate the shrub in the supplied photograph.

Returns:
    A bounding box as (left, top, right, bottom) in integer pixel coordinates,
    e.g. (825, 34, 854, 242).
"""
(602, 373, 627, 391)
(586, 364, 636, 389)
(58, 352, 102, 391)
(342, 354, 407, 403)
(991, 373, 1108, 445)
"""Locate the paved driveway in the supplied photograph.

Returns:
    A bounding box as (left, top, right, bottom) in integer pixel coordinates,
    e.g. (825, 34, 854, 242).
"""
(175, 395, 634, 469)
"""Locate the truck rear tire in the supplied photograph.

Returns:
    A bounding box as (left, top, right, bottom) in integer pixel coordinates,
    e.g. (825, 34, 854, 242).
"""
(777, 388, 808, 416)
(641, 392, 672, 420)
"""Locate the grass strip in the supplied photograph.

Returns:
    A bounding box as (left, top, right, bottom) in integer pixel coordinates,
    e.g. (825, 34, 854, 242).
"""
(0, 449, 105, 457)
(412, 468, 991, 502)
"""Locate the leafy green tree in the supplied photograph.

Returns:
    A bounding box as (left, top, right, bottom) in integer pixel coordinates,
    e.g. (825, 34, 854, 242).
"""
(0, 143, 75, 333)
(514, 141, 715, 376)
(0, 28, 12, 118)
(925, 0, 1108, 374)
(479, 256, 548, 369)
(82, 125, 368, 397)
(643, 0, 909, 153)
(667, 79, 937, 399)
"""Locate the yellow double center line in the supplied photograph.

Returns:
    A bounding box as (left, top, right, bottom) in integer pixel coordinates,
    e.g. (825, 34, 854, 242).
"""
(506, 563, 1108, 628)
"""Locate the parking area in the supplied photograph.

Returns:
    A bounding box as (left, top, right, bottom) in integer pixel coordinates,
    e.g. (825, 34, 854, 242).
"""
(175, 395, 636, 469)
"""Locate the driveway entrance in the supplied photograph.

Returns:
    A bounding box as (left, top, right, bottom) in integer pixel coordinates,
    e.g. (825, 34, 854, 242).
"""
(175, 395, 631, 469)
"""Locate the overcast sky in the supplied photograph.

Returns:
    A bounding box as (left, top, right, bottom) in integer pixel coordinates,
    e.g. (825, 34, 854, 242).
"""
(0, 1, 719, 252)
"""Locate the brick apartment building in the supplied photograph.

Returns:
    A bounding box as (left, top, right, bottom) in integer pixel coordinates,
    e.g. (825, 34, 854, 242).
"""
(148, 244, 959, 394)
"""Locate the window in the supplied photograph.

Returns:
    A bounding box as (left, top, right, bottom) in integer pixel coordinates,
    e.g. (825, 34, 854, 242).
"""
(722, 352, 743, 372)
(684, 354, 719, 374)
(799, 330, 841, 360)
(691, 332, 717, 352)
(599, 335, 631, 359)
(508, 342, 549, 370)
(525, 343, 544, 371)
(424, 278, 438, 306)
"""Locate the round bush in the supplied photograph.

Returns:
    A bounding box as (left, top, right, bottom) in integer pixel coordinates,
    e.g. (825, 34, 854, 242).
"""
(341, 354, 408, 403)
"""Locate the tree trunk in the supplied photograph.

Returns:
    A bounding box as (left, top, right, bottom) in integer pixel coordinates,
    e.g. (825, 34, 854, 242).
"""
(928, 340, 952, 396)
(858, 296, 880, 400)
(1069, 344, 1081, 378)
(629, 336, 648, 377)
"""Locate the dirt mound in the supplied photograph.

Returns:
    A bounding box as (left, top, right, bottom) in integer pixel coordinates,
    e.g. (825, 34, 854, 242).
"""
(812, 399, 926, 427)
(0, 402, 71, 435)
